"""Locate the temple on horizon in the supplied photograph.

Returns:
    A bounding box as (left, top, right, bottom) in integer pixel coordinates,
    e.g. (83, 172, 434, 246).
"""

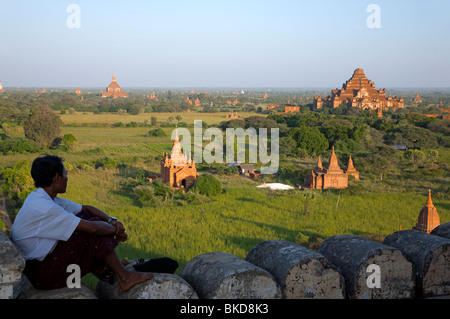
(413, 91, 423, 104)
(313, 68, 404, 111)
(101, 73, 128, 99)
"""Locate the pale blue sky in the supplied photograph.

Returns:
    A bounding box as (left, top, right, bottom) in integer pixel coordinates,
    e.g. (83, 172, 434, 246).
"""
(0, 0, 449, 88)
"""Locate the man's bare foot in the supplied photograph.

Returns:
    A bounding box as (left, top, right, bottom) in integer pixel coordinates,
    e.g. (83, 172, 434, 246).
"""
(117, 270, 154, 292)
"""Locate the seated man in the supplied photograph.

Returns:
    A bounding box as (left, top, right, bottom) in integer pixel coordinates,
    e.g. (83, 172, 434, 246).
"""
(11, 155, 160, 292)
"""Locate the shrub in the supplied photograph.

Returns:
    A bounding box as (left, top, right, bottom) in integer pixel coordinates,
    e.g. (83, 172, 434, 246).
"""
(133, 185, 156, 202)
(63, 133, 78, 151)
(134, 168, 148, 183)
(133, 180, 174, 206)
(151, 180, 174, 200)
(148, 128, 167, 137)
(190, 173, 222, 196)
(0, 138, 41, 155)
(95, 157, 117, 169)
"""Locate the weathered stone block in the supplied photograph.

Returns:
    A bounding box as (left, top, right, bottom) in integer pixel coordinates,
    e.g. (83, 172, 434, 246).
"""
(246, 240, 345, 299)
(319, 235, 415, 299)
(179, 252, 281, 299)
(15, 276, 96, 299)
(431, 222, 450, 240)
(95, 261, 198, 299)
(0, 230, 25, 299)
(383, 230, 450, 297)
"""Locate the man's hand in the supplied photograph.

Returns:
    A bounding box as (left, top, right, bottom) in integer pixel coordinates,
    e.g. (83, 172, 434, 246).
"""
(110, 220, 127, 242)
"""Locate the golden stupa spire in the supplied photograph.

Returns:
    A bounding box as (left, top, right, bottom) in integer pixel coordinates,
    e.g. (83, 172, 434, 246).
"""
(426, 189, 433, 207)
(413, 189, 440, 234)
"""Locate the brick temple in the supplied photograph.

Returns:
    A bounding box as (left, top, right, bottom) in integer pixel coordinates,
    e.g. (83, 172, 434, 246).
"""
(313, 68, 404, 111)
(413, 190, 440, 234)
(413, 91, 423, 104)
(161, 130, 198, 188)
(304, 148, 359, 189)
(101, 73, 128, 99)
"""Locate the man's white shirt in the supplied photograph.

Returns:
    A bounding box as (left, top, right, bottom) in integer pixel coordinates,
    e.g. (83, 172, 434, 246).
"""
(11, 188, 82, 261)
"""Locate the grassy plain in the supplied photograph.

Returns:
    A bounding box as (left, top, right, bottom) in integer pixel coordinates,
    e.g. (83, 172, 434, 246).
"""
(1, 112, 449, 290)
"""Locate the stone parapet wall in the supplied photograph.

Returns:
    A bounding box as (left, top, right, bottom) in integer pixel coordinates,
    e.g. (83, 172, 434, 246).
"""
(0, 230, 25, 299)
(1, 223, 449, 299)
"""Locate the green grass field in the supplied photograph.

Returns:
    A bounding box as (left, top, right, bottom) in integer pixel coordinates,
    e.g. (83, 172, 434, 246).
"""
(1, 112, 449, 291)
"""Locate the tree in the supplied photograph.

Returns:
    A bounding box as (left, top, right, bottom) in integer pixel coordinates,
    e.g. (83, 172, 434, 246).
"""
(24, 105, 63, 147)
(403, 149, 426, 169)
(384, 125, 438, 149)
(278, 136, 296, 157)
(288, 126, 329, 156)
(0, 160, 35, 204)
(128, 104, 143, 115)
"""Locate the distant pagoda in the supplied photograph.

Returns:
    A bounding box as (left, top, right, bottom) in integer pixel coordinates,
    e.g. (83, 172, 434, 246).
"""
(101, 73, 128, 99)
(413, 91, 423, 104)
(313, 68, 404, 111)
(0, 81, 5, 93)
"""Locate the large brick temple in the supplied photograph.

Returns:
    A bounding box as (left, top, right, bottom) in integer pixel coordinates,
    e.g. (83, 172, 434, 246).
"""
(101, 73, 128, 99)
(313, 68, 404, 111)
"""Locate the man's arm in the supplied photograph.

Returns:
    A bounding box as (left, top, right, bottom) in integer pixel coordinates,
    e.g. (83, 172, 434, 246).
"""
(75, 219, 127, 242)
(76, 219, 116, 236)
(79, 205, 127, 242)
(81, 205, 110, 222)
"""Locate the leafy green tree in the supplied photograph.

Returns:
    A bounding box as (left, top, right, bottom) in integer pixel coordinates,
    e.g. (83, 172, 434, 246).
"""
(319, 124, 351, 145)
(385, 125, 438, 149)
(24, 105, 63, 147)
(403, 149, 426, 169)
(244, 116, 278, 129)
(288, 126, 329, 156)
(278, 136, 296, 157)
(0, 160, 35, 205)
(128, 104, 143, 115)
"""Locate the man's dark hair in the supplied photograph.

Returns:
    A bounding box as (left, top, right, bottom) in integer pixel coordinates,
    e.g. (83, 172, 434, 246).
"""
(31, 155, 65, 188)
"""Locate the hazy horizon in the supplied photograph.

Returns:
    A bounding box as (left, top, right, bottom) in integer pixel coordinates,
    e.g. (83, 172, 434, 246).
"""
(1, 0, 449, 88)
